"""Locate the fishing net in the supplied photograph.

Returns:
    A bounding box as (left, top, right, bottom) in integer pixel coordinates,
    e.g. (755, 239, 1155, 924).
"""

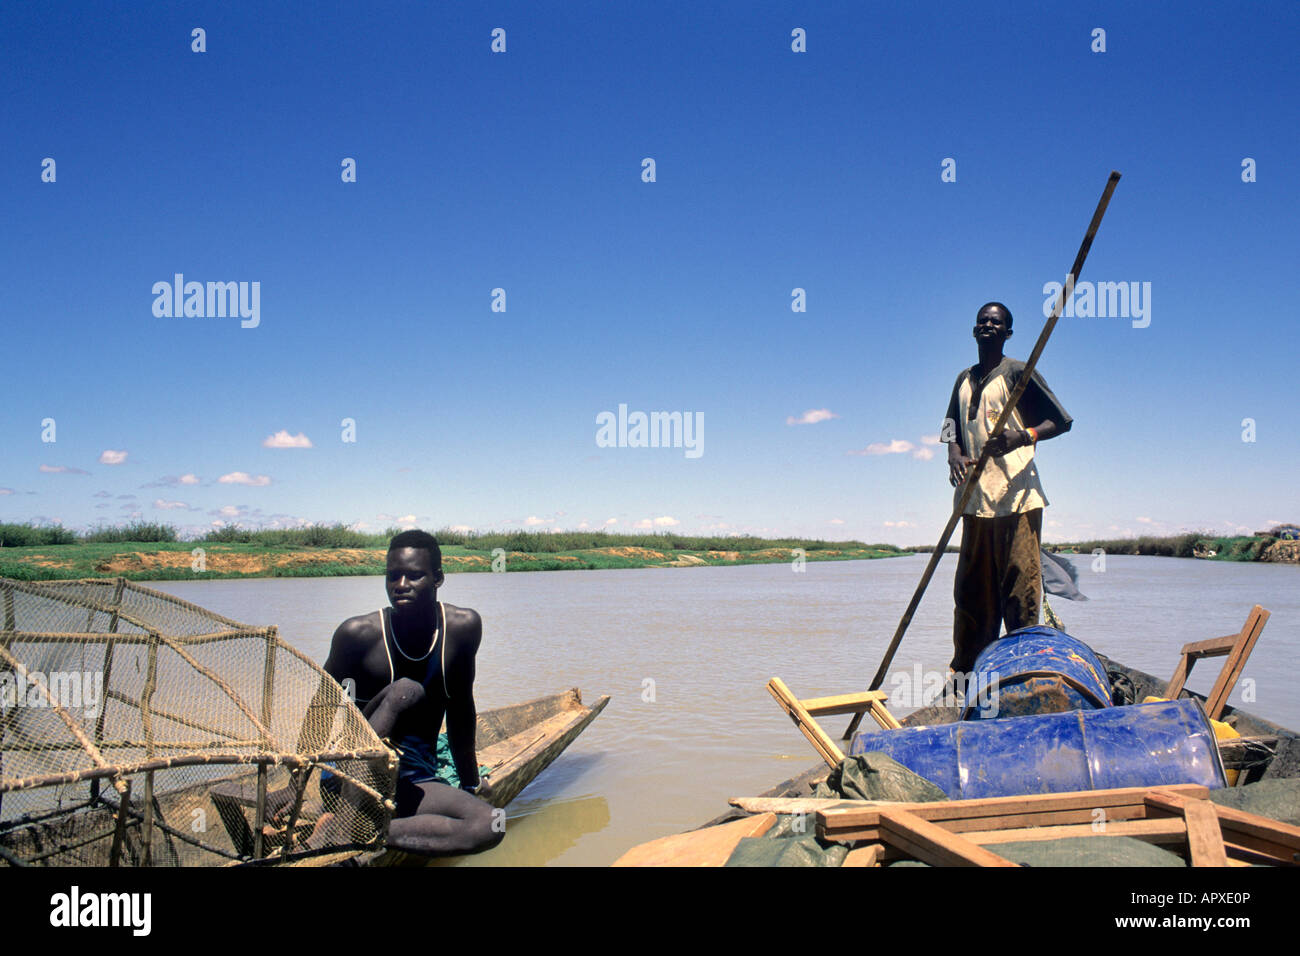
(0, 577, 396, 866)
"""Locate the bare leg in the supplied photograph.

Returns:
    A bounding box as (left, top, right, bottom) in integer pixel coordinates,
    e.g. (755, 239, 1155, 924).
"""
(309, 679, 430, 850)
(362, 678, 503, 856)
(386, 781, 504, 857)
(362, 677, 427, 739)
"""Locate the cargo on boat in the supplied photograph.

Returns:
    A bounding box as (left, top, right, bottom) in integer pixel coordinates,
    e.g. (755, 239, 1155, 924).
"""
(616, 604, 1300, 867)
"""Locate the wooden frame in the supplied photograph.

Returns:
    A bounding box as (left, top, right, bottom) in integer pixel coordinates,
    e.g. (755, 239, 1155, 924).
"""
(767, 677, 902, 769)
(814, 784, 1299, 867)
(1166, 605, 1269, 720)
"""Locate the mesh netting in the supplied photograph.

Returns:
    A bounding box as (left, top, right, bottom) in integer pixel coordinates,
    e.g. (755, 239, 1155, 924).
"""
(0, 577, 396, 866)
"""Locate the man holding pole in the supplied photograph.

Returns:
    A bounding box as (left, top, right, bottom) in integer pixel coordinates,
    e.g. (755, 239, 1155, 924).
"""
(942, 302, 1073, 674)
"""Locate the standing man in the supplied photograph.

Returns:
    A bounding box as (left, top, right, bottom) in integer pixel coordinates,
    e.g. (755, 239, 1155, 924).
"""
(322, 529, 502, 856)
(942, 302, 1073, 674)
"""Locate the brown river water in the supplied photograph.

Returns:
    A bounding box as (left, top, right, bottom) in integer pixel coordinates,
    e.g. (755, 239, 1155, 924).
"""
(151, 555, 1300, 865)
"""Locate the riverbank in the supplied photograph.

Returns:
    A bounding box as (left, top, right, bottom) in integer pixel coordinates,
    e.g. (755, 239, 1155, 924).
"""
(0, 540, 908, 582)
(1, 524, 1294, 582)
(1047, 533, 1300, 565)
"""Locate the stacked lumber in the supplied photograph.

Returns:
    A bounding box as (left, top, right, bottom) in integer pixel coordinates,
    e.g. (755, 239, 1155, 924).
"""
(814, 784, 1300, 867)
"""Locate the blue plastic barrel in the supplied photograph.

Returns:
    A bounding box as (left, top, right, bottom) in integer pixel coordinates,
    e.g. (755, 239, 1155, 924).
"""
(963, 625, 1113, 720)
(849, 698, 1226, 799)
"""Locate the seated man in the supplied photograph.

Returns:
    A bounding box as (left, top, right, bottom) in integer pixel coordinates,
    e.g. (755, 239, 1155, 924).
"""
(321, 529, 502, 856)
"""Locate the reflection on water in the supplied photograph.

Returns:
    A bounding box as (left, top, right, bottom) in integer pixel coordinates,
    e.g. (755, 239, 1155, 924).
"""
(150, 556, 1300, 865)
(432, 794, 613, 867)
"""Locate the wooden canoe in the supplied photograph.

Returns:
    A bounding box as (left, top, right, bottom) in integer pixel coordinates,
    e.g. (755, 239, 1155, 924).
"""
(206, 687, 610, 865)
(471, 687, 610, 809)
(0, 688, 608, 867)
(359, 687, 609, 865)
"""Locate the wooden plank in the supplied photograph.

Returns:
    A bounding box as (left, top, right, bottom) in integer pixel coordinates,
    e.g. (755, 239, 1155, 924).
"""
(819, 784, 1211, 842)
(1206, 607, 1268, 720)
(842, 844, 882, 867)
(611, 813, 777, 867)
(1147, 788, 1300, 865)
(872, 701, 904, 730)
(965, 818, 1188, 846)
(1182, 799, 1229, 867)
(878, 809, 1018, 867)
(1166, 653, 1192, 700)
(826, 804, 1160, 842)
(730, 796, 898, 815)
(1223, 839, 1295, 866)
(767, 677, 844, 769)
(1180, 635, 1241, 657)
(799, 691, 888, 716)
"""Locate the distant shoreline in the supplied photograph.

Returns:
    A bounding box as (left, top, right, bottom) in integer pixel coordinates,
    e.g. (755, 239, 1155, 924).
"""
(0, 529, 1294, 582)
(0, 542, 909, 583)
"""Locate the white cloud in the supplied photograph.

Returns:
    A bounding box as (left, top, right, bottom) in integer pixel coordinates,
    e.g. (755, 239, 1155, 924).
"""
(633, 515, 680, 529)
(179, 473, 200, 485)
(262, 430, 313, 449)
(883, 520, 915, 528)
(829, 518, 845, 525)
(152, 499, 191, 510)
(912, 446, 935, 461)
(0, 488, 14, 496)
(786, 409, 839, 426)
(218, 472, 271, 487)
(448, 524, 472, 533)
(1136, 516, 1153, 524)
(604, 518, 618, 526)
(524, 516, 547, 526)
(99, 450, 128, 465)
(920, 434, 941, 445)
(40, 464, 90, 475)
(216, 505, 246, 518)
(848, 440, 915, 456)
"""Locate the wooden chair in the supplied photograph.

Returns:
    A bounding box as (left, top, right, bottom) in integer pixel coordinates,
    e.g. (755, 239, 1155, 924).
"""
(767, 677, 902, 769)
(1166, 605, 1269, 720)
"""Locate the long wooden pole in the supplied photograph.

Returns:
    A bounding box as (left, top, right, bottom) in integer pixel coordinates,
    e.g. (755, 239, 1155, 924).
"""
(868, 171, 1122, 693)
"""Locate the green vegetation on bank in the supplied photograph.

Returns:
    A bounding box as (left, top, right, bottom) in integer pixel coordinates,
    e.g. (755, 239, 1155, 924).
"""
(1, 521, 1291, 583)
(1048, 532, 1289, 562)
(0, 523, 907, 582)
(3, 522, 895, 553)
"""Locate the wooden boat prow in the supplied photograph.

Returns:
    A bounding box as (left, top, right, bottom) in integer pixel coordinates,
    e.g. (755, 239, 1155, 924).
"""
(359, 688, 608, 866)
(474, 688, 610, 809)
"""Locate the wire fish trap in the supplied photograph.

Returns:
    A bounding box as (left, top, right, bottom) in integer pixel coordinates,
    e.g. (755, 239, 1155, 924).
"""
(0, 577, 396, 866)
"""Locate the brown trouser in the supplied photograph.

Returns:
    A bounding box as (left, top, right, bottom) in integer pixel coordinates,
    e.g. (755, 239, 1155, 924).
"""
(951, 508, 1042, 673)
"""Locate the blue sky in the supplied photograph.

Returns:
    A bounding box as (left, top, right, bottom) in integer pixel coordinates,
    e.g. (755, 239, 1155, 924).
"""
(3, 1, 1296, 546)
